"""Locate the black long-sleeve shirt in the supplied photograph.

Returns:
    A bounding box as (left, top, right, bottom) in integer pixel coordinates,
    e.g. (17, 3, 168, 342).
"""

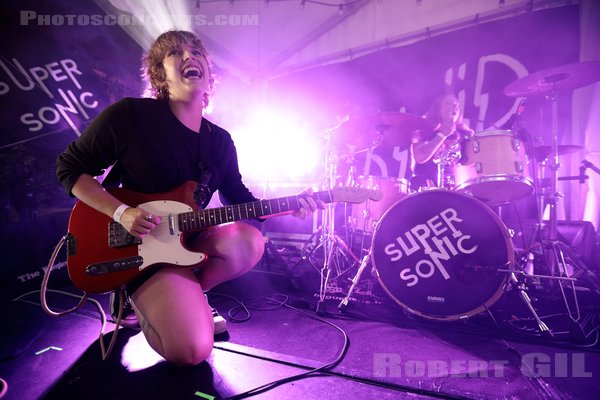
(56, 97, 257, 207)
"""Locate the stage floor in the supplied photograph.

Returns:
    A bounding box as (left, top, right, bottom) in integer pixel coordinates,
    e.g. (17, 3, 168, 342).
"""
(2, 256, 600, 400)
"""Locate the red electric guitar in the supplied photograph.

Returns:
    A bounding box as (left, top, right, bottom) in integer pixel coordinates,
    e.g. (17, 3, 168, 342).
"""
(66, 181, 381, 294)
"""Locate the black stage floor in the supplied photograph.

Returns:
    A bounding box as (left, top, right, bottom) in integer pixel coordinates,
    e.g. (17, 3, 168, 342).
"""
(2, 247, 600, 400)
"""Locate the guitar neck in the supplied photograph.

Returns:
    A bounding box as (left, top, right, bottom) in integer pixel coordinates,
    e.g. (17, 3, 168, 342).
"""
(178, 191, 333, 232)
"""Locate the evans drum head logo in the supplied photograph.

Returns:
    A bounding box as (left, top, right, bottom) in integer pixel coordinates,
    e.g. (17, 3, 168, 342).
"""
(383, 207, 478, 287)
(427, 296, 445, 303)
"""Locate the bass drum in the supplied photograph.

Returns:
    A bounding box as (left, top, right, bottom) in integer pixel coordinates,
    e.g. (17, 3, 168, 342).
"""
(371, 190, 513, 321)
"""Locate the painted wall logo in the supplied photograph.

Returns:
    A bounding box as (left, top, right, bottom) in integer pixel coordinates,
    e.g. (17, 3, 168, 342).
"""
(382, 207, 478, 287)
(0, 57, 98, 136)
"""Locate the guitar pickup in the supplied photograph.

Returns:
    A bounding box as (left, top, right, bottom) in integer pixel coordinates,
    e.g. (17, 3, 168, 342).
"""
(86, 256, 144, 276)
(108, 221, 142, 247)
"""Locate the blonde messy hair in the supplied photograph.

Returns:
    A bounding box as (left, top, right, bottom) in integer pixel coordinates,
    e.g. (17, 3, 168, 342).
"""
(142, 30, 215, 108)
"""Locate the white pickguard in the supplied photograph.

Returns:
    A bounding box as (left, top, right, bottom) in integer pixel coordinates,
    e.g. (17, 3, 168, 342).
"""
(136, 200, 207, 270)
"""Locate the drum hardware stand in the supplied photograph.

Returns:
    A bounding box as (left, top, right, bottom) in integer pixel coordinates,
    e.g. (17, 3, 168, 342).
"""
(346, 197, 373, 261)
(350, 127, 385, 242)
(344, 164, 370, 257)
(436, 163, 445, 188)
(515, 88, 591, 338)
(501, 266, 583, 338)
(337, 132, 389, 312)
(308, 125, 360, 315)
(503, 261, 571, 338)
(437, 159, 460, 190)
(508, 269, 553, 337)
(498, 61, 600, 342)
(338, 245, 374, 311)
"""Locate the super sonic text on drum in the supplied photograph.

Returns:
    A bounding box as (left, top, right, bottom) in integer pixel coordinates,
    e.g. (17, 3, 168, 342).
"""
(382, 206, 478, 287)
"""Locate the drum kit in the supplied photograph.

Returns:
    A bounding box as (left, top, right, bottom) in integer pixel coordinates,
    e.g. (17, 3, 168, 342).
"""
(309, 60, 600, 333)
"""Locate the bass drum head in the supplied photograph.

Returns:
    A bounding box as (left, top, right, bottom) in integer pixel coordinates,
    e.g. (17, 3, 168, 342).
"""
(371, 190, 513, 321)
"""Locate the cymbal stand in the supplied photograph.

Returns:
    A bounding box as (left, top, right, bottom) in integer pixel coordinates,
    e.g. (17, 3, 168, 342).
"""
(308, 129, 359, 315)
(546, 89, 560, 243)
(529, 89, 584, 328)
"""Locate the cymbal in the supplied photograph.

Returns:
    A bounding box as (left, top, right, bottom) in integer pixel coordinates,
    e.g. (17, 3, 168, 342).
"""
(504, 60, 600, 97)
(336, 112, 433, 150)
(532, 144, 583, 160)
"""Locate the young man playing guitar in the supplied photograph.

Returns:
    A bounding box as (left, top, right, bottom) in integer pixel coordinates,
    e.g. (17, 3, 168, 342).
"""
(56, 30, 324, 366)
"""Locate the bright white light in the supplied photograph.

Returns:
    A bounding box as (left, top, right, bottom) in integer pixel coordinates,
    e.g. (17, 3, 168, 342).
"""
(231, 105, 322, 188)
(120, 331, 164, 372)
(108, 0, 193, 50)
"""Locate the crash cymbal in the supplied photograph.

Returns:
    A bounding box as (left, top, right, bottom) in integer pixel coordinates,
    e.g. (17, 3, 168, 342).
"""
(337, 111, 433, 150)
(532, 144, 583, 160)
(504, 60, 600, 97)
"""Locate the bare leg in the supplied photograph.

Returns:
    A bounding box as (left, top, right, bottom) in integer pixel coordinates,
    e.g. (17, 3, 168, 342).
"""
(130, 267, 214, 366)
(129, 222, 264, 366)
(189, 222, 265, 290)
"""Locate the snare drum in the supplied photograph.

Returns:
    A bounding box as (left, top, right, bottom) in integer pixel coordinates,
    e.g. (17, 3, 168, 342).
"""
(371, 190, 512, 321)
(351, 175, 408, 232)
(454, 130, 533, 205)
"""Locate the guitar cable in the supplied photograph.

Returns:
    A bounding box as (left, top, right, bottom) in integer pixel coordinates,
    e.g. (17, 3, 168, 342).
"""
(38, 234, 121, 360)
(0, 377, 7, 399)
(205, 293, 350, 399)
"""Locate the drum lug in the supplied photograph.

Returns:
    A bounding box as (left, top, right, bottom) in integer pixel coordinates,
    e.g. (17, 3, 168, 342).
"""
(515, 161, 524, 173)
(475, 161, 483, 173)
(511, 137, 521, 152)
(472, 140, 480, 153)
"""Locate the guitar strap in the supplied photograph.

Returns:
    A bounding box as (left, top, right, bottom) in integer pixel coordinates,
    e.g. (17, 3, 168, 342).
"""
(101, 162, 123, 189)
(194, 119, 214, 209)
(194, 161, 212, 209)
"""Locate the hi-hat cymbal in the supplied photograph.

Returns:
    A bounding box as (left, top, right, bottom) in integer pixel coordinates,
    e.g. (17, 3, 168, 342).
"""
(532, 144, 583, 160)
(336, 111, 433, 150)
(504, 60, 600, 97)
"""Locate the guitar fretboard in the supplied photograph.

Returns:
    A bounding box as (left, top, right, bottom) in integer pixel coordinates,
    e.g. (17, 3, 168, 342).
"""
(177, 191, 333, 232)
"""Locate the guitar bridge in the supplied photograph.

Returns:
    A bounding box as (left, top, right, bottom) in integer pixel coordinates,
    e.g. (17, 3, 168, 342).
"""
(86, 256, 144, 276)
(109, 221, 141, 247)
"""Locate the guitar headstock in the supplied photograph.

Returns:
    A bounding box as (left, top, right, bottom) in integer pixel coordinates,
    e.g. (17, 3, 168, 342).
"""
(330, 186, 383, 204)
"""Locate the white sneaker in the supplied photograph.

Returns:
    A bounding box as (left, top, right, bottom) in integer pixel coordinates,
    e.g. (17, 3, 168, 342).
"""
(212, 307, 228, 335)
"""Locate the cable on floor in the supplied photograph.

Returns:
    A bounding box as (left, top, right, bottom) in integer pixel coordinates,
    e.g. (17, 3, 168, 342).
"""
(35, 234, 125, 360)
(209, 292, 349, 399)
(14, 288, 120, 361)
(483, 304, 567, 400)
(0, 377, 7, 399)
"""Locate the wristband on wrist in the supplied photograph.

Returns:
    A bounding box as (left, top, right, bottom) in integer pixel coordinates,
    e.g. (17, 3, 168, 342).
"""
(112, 204, 130, 222)
(436, 131, 446, 140)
